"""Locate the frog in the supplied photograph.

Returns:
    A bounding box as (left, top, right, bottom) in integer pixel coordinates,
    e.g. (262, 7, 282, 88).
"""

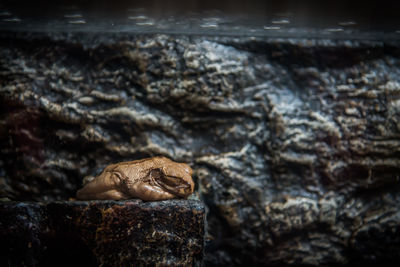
(76, 156, 194, 201)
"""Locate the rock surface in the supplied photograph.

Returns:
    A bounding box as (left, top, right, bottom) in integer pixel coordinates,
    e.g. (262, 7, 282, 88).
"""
(0, 199, 204, 266)
(1, 32, 400, 266)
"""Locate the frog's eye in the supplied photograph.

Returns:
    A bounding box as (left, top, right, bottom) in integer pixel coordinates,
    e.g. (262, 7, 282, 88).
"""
(149, 168, 163, 180)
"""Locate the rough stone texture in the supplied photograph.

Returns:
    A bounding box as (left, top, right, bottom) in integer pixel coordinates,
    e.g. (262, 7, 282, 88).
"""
(1, 32, 400, 266)
(0, 199, 205, 266)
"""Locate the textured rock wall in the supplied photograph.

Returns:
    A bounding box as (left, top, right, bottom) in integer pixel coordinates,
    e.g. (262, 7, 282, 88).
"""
(1, 32, 400, 266)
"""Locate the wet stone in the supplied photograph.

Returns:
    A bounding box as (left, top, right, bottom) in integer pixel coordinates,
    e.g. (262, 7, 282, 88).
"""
(0, 200, 205, 266)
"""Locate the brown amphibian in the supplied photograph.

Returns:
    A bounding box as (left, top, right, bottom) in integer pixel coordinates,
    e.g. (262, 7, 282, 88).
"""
(76, 156, 194, 201)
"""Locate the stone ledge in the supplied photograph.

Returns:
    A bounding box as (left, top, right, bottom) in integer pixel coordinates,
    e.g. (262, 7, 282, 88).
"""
(0, 200, 205, 266)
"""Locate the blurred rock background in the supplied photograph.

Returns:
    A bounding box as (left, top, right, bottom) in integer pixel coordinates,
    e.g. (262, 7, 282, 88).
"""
(1, 1, 400, 265)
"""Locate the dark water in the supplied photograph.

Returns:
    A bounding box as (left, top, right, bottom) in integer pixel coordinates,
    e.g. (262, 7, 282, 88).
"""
(1, 0, 400, 40)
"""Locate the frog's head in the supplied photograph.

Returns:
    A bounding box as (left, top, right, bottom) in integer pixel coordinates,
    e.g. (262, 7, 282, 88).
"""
(149, 159, 194, 198)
